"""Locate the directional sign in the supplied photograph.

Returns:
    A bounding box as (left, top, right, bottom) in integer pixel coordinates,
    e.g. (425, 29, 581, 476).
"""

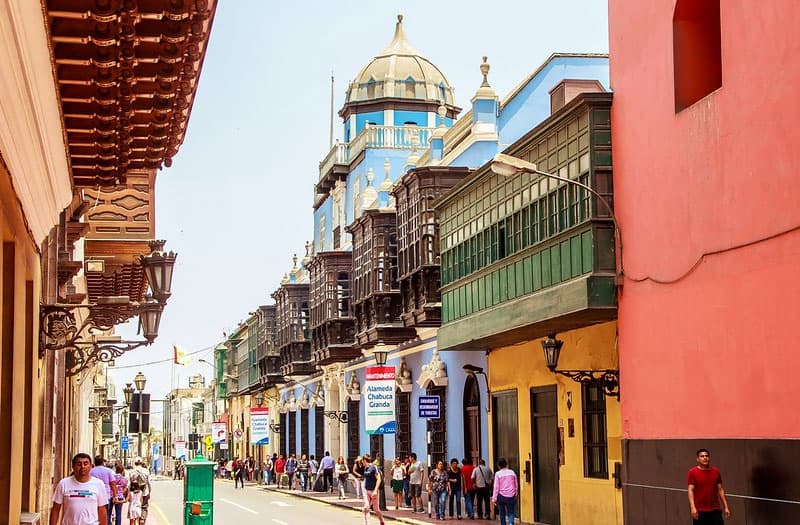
(418, 395, 440, 418)
(120, 435, 129, 451)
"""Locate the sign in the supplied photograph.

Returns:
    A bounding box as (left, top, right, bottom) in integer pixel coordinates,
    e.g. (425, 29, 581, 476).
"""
(175, 439, 186, 459)
(250, 406, 270, 445)
(419, 395, 441, 418)
(365, 365, 396, 434)
(120, 435, 129, 451)
(204, 435, 213, 448)
(220, 442, 228, 450)
(211, 421, 227, 444)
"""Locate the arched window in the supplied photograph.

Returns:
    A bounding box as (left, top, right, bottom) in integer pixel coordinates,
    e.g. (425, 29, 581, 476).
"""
(463, 375, 481, 467)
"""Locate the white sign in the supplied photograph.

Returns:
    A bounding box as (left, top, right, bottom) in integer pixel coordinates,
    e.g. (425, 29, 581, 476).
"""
(175, 439, 186, 460)
(250, 406, 270, 445)
(365, 366, 396, 434)
(211, 421, 227, 444)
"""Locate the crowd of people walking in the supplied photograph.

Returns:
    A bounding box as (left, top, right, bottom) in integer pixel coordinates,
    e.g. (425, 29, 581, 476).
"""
(50, 453, 152, 525)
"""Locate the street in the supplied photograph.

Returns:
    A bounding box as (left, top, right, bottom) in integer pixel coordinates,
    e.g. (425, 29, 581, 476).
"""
(148, 479, 372, 525)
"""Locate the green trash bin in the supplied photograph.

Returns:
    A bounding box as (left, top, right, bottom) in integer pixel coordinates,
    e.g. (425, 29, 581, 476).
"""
(183, 453, 215, 525)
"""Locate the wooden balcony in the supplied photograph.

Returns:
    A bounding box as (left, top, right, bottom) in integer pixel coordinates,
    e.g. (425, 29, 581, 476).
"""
(393, 166, 471, 328)
(308, 251, 361, 365)
(279, 342, 315, 377)
(347, 209, 416, 347)
(272, 280, 314, 378)
(259, 355, 286, 386)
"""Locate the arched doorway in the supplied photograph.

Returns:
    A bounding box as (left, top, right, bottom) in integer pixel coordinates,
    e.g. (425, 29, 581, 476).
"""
(463, 375, 481, 466)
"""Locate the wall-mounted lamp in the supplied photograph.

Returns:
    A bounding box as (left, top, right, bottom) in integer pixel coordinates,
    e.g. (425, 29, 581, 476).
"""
(462, 364, 491, 413)
(40, 240, 176, 376)
(373, 342, 389, 366)
(541, 334, 620, 399)
(269, 423, 281, 433)
(254, 391, 264, 407)
(323, 411, 348, 423)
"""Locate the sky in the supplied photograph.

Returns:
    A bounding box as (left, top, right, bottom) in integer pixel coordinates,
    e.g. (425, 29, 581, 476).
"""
(109, 0, 609, 407)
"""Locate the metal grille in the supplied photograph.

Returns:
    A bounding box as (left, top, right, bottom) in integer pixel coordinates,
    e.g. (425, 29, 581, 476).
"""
(582, 381, 608, 479)
(426, 385, 447, 468)
(315, 406, 325, 458)
(347, 399, 360, 465)
(395, 391, 411, 459)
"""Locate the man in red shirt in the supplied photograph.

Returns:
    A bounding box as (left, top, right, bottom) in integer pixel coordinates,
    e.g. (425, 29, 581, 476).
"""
(687, 449, 730, 524)
(274, 454, 287, 488)
(461, 457, 476, 519)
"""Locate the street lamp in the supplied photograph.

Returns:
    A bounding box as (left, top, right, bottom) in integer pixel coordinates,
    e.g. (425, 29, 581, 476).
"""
(134, 371, 147, 457)
(122, 383, 134, 465)
(462, 364, 491, 413)
(490, 153, 624, 280)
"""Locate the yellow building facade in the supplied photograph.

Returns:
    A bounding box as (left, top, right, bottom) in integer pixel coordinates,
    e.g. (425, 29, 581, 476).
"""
(488, 321, 621, 525)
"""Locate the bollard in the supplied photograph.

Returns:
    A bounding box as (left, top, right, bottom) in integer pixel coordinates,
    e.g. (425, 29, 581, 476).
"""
(183, 453, 215, 525)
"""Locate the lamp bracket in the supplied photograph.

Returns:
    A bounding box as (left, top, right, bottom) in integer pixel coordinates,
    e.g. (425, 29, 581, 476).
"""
(268, 423, 281, 433)
(88, 404, 127, 422)
(40, 302, 154, 376)
(552, 369, 620, 399)
(323, 411, 348, 423)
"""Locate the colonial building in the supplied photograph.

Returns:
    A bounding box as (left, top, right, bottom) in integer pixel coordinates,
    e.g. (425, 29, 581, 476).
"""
(0, 1, 216, 522)
(609, 1, 800, 523)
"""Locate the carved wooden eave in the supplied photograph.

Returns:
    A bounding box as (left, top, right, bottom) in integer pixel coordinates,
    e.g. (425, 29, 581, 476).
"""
(44, 0, 218, 188)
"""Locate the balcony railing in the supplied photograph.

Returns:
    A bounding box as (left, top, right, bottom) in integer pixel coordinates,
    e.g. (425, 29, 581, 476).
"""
(318, 125, 434, 183)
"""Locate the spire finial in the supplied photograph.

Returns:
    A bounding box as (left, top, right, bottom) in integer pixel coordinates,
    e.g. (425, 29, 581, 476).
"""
(367, 168, 374, 185)
(292, 254, 298, 268)
(480, 56, 491, 87)
(398, 14, 403, 23)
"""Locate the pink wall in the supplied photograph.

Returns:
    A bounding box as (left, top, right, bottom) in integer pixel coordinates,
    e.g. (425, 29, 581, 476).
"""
(609, 0, 800, 439)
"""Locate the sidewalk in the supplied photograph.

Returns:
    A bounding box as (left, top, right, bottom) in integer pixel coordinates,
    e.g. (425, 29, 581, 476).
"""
(252, 480, 499, 525)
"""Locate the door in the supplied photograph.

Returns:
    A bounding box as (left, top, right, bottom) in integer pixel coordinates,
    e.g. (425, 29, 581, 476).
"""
(463, 375, 481, 466)
(531, 386, 560, 525)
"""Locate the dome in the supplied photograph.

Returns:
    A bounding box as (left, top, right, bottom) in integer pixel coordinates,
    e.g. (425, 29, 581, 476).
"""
(345, 15, 455, 106)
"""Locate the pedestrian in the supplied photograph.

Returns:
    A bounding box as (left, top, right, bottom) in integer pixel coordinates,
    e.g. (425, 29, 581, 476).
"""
(352, 456, 365, 499)
(275, 454, 286, 488)
(402, 455, 411, 508)
(361, 453, 386, 525)
(447, 458, 463, 519)
(408, 452, 425, 514)
(112, 464, 129, 525)
(428, 460, 448, 520)
(309, 454, 319, 486)
(233, 457, 245, 489)
(335, 456, 349, 500)
(390, 457, 406, 510)
(218, 458, 227, 480)
(688, 449, 731, 525)
(89, 455, 116, 525)
(318, 450, 336, 493)
(461, 457, 476, 520)
(246, 456, 255, 482)
(270, 453, 278, 485)
(285, 453, 298, 490)
(298, 453, 310, 491)
(492, 458, 518, 525)
(471, 458, 492, 519)
(127, 482, 143, 525)
(263, 455, 273, 485)
(128, 457, 151, 524)
(50, 453, 108, 525)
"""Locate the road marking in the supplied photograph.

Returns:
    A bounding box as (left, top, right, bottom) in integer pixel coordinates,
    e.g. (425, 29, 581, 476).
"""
(269, 501, 291, 507)
(271, 520, 288, 525)
(150, 500, 173, 525)
(219, 498, 259, 514)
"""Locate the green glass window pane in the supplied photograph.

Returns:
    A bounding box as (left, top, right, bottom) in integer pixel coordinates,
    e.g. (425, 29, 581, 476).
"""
(498, 267, 508, 302)
(560, 240, 571, 281)
(492, 271, 500, 305)
(571, 234, 583, 278)
(550, 245, 562, 284)
(541, 249, 552, 287)
(582, 230, 594, 273)
(516, 260, 525, 296)
(532, 253, 542, 291)
(523, 257, 532, 294)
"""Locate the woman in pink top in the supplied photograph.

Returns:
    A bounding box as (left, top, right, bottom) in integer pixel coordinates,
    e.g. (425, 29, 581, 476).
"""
(491, 458, 518, 525)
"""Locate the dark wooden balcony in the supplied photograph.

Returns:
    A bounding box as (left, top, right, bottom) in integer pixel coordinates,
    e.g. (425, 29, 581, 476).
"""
(308, 251, 361, 365)
(347, 209, 416, 347)
(272, 281, 315, 378)
(259, 354, 286, 386)
(393, 166, 471, 328)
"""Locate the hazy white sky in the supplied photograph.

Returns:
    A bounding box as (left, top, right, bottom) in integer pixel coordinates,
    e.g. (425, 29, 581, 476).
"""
(110, 0, 609, 402)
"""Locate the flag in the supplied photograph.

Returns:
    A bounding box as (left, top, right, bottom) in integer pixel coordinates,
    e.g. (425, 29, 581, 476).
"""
(174, 344, 191, 365)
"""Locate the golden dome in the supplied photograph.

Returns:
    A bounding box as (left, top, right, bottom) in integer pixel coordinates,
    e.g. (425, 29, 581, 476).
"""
(345, 15, 455, 105)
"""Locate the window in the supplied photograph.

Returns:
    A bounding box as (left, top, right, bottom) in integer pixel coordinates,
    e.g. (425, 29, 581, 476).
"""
(582, 381, 608, 479)
(673, 0, 722, 111)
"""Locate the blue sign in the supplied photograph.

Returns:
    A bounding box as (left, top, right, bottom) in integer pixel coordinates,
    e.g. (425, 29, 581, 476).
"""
(418, 395, 440, 418)
(120, 435, 129, 451)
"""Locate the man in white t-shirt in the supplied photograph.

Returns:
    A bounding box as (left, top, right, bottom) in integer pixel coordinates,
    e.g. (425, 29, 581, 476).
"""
(50, 453, 108, 525)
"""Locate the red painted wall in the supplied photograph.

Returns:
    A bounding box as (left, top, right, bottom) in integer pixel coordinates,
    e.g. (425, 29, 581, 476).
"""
(609, 1, 800, 439)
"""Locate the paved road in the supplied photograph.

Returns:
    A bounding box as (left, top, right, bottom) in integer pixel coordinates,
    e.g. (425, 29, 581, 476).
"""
(148, 479, 372, 525)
